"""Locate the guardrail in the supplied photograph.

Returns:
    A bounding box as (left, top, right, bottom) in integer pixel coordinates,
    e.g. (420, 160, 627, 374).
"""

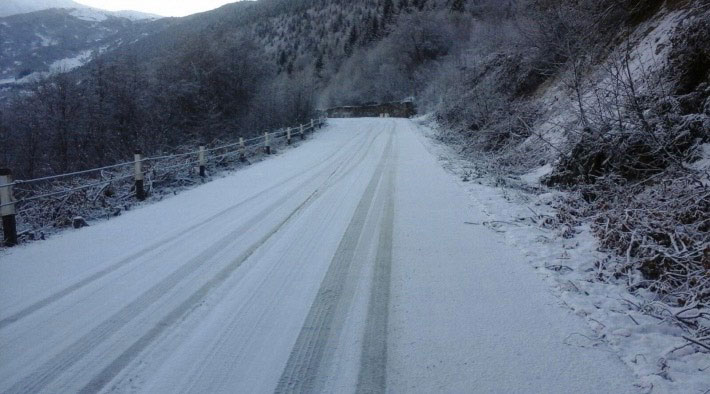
(0, 118, 327, 247)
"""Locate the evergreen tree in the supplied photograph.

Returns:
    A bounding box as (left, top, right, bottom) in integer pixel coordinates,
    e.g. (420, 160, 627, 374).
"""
(383, 0, 395, 22)
(344, 26, 358, 55)
(450, 0, 465, 12)
(314, 53, 324, 78)
(414, 0, 427, 11)
(368, 17, 380, 42)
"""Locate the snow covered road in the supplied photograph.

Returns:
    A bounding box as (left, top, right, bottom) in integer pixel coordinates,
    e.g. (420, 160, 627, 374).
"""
(0, 119, 636, 393)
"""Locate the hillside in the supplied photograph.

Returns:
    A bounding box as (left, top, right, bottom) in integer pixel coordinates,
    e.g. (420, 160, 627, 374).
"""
(0, 9, 166, 87)
(0, 0, 83, 17)
(0, 0, 160, 18)
(0, 0, 415, 178)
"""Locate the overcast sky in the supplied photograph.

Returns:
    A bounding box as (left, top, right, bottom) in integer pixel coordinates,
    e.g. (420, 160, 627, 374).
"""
(74, 0, 241, 17)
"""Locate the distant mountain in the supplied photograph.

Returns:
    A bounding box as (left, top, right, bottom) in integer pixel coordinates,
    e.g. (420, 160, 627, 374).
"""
(0, 0, 160, 19)
(0, 0, 82, 17)
(0, 8, 168, 87)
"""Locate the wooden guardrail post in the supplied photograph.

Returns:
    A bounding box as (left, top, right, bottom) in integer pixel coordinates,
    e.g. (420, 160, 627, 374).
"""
(310, 119, 314, 130)
(239, 137, 246, 162)
(134, 150, 145, 201)
(300, 124, 305, 140)
(287, 127, 292, 145)
(0, 169, 17, 247)
(198, 145, 206, 177)
(264, 132, 271, 155)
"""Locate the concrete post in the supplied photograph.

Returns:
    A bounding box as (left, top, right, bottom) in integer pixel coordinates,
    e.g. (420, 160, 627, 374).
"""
(239, 137, 246, 162)
(287, 127, 292, 145)
(264, 132, 271, 155)
(134, 151, 145, 201)
(198, 145, 206, 177)
(0, 169, 17, 246)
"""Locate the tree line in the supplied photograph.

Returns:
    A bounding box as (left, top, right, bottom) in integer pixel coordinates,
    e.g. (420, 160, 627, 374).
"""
(1, 32, 317, 178)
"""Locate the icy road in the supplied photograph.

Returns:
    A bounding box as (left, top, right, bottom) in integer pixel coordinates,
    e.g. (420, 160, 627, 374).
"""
(0, 119, 636, 393)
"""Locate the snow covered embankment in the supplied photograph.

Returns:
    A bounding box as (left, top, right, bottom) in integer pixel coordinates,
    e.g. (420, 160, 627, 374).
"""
(418, 112, 708, 393)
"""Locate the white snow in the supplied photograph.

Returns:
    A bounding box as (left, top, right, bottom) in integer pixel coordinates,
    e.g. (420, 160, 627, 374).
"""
(35, 32, 58, 47)
(0, 119, 656, 393)
(110, 10, 162, 21)
(69, 6, 161, 21)
(417, 120, 710, 393)
(520, 163, 553, 184)
(691, 143, 710, 171)
(48, 49, 93, 72)
(69, 7, 108, 22)
(0, 50, 95, 86)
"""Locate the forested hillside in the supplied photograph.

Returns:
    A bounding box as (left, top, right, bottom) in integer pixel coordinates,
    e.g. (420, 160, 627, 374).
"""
(0, 8, 164, 88)
(0, 0, 467, 178)
(0, 0, 85, 17)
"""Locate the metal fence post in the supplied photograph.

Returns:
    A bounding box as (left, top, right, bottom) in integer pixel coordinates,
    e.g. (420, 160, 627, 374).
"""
(0, 169, 17, 247)
(239, 137, 246, 162)
(134, 150, 145, 201)
(265, 132, 271, 155)
(287, 127, 292, 145)
(198, 145, 206, 177)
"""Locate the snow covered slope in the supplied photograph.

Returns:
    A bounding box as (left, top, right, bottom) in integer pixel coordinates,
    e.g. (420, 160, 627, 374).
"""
(0, 119, 637, 393)
(0, 0, 83, 17)
(0, 0, 159, 19)
(0, 8, 164, 88)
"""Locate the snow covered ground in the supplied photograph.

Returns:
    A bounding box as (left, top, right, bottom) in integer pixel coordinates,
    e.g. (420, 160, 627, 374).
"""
(417, 120, 710, 393)
(0, 119, 642, 393)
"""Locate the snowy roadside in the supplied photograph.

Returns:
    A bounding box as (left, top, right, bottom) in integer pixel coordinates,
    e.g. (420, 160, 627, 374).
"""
(412, 117, 710, 394)
(0, 124, 326, 249)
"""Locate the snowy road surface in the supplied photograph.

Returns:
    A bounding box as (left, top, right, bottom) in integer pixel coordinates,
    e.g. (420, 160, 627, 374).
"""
(0, 119, 636, 393)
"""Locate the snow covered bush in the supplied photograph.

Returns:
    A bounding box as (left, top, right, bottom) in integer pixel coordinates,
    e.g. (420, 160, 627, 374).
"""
(543, 5, 710, 350)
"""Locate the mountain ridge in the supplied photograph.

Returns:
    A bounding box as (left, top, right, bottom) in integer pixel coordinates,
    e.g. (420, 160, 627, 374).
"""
(0, 8, 168, 88)
(0, 0, 161, 19)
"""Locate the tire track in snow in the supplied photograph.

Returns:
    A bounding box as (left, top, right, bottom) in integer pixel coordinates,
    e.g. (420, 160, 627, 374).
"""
(0, 129, 365, 331)
(134, 125, 388, 394)
(356, 129, 396, 394)
(5, 128, 378, 394)
(80, 127, 388, 394)
(275, 130, 394, 393)
(6, 190, 304, 394)
(78, 189, 322, 394)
